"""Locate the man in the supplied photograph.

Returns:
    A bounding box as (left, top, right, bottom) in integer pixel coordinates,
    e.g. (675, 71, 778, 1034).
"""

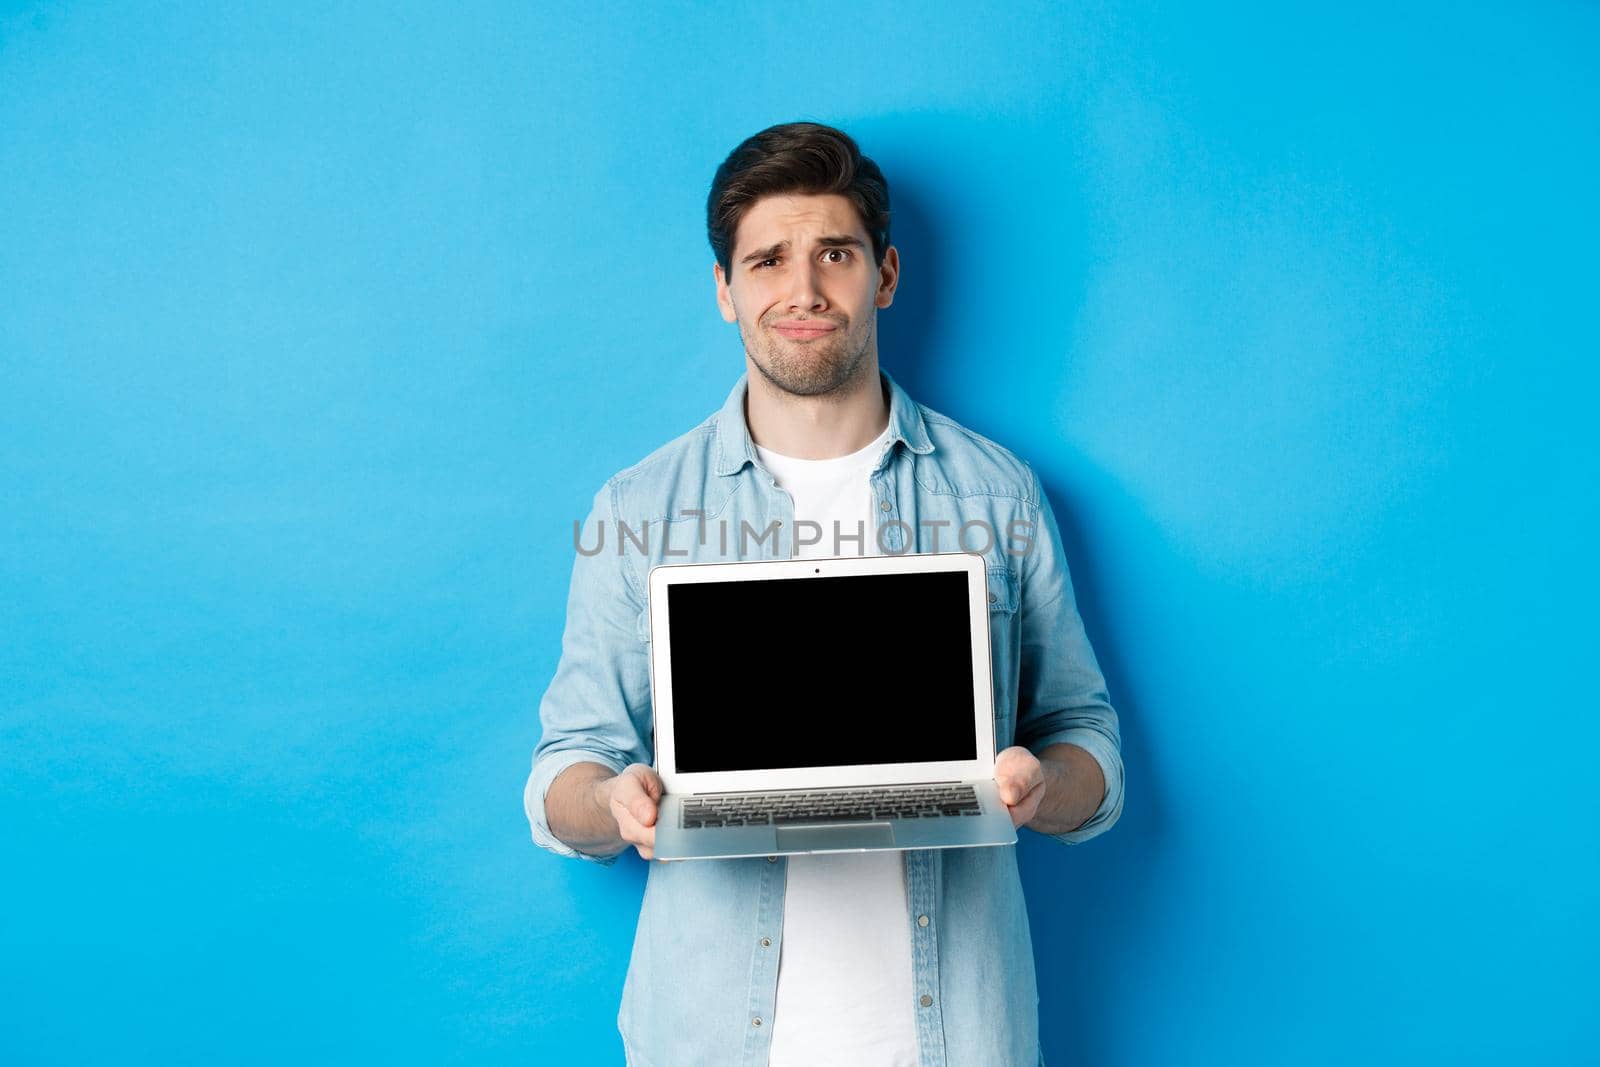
(524, 121, 1124, 1067)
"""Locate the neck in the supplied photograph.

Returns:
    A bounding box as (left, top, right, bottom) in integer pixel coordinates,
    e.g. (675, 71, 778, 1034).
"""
(743, 355, 889, 460)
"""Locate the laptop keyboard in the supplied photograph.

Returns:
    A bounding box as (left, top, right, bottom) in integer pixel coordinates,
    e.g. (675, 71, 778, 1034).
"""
(679, 784, 981, 828)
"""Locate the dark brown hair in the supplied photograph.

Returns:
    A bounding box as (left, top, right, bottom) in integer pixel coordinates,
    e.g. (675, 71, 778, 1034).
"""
(706, 121, 891, 279)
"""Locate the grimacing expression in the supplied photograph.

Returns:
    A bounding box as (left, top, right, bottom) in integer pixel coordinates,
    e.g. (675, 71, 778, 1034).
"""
(715, 193, 897, 398)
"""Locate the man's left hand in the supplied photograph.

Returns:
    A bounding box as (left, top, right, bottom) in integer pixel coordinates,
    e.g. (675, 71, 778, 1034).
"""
(993, 746, 1046, 829)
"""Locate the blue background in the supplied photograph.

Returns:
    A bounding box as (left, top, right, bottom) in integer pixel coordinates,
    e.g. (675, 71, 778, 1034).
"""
(3, 2, 1595, 1063)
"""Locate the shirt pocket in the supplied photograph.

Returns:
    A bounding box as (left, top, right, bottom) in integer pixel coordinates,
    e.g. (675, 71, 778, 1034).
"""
(985, 563, 1018, 615)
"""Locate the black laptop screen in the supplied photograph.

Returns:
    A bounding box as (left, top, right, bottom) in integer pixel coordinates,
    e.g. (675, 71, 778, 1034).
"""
(664, 569, 980, 774)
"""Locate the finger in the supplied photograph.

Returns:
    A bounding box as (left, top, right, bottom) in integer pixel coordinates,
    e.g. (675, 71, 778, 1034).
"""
(996, 747, 1033, 769)
(610, 773, 642, 809)
(636, 799, 657, 827)
(624, 763, 662, 795)
(1000, 774, 1045, 806)
(1002, 754, 1040, 780)
(614, 780, 658, 828)
(632, 773, 662, 822)
(613, 802, 657, 850)
(1011, 786, 1047, 828)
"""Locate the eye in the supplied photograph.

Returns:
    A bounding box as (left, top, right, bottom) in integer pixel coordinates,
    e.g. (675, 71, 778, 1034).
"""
(823, 248, 852, 264)
(754, 258, 778, 270)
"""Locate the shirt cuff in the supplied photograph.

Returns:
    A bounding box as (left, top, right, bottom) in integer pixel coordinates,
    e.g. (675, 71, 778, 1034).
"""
(1029, 728, 1124, 845)
(524, 748, 630, 866)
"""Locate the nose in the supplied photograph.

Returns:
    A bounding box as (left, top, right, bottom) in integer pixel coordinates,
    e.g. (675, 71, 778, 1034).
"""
(787, 258, 827, 313)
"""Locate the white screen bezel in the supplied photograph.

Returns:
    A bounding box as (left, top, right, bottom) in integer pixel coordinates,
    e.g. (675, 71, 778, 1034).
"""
(646, 550, 996, 795)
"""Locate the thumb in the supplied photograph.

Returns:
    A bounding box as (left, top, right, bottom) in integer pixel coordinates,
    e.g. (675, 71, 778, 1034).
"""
(632, 773, 660, 821)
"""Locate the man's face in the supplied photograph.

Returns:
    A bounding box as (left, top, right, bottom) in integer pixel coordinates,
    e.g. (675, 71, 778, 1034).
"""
(714, 192, 899, 398)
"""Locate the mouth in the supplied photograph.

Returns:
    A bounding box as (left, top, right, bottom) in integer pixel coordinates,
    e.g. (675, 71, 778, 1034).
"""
(772, 321, 839, 341)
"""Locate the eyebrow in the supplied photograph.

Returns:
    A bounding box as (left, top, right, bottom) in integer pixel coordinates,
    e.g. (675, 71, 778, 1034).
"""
(739, 235, 866, 265)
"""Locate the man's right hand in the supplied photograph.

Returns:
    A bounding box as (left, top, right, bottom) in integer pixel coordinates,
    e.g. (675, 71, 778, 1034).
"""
(598, 763, 668, 861)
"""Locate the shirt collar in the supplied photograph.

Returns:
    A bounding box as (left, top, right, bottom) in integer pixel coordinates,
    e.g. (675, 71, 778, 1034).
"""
(712, 365, 935, 478)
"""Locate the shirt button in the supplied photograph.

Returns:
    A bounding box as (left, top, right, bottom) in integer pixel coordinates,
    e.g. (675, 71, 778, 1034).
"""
(879, 500, 891, 511)
(752, 1017, 763, 1028)
(917, 914, 929, 927)
(988, 592, 998, 604)
(761, 938, 771, 947)
(920, 994, 934, 1007)
(767, 855, 777, 863)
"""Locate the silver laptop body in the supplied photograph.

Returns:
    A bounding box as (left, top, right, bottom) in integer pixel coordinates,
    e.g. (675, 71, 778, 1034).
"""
(646, 550, 1018, 860)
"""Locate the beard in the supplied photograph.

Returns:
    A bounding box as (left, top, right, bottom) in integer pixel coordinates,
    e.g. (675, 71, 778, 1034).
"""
(740, 312, 875, 398)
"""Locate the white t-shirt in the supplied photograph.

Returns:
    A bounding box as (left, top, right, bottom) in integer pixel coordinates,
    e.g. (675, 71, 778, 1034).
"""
(755, 419, 919, 1067)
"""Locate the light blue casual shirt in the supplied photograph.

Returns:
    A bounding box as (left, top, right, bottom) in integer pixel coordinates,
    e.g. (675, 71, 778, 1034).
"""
(524, 367, 1125, 1067)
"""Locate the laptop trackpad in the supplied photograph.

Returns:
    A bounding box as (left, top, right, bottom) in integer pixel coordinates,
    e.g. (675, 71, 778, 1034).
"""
(776, 823, 895, 852)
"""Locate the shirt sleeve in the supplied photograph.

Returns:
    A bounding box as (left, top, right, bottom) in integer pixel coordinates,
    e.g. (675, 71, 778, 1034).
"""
(523, 477, 655, 866)
(1012, 462, 1125, 846)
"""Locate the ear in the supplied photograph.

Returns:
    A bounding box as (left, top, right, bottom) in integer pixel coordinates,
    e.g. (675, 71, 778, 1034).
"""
(713, 262, 737, 323)
(874, 245, 900, 310)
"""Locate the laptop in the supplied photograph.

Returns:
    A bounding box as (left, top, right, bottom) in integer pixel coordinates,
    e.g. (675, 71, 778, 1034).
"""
(645, 550, 1019, 860)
